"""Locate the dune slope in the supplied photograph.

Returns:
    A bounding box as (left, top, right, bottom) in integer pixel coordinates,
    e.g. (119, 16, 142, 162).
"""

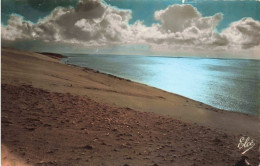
(1, 48, 259, 165)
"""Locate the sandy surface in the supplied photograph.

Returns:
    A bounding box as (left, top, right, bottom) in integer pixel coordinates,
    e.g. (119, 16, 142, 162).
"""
(1, 48, 259, 165)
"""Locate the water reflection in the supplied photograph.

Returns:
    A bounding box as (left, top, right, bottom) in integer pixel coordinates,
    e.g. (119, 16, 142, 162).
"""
(62, 54, 260, 116)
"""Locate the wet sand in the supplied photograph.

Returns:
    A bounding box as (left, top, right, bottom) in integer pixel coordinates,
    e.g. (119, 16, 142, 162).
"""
(1, 48, 259, 165)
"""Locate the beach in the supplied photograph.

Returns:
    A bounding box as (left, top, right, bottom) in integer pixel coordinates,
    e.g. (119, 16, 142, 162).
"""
(62, 53, 260, 116)
(1, 48, 259, 165)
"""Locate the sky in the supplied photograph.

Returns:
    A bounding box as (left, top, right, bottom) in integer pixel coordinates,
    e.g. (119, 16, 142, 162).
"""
(1, 0, 260, 58)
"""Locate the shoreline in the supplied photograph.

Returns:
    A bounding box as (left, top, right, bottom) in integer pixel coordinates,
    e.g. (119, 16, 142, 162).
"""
(68, 63, 243, 115)
(2, 48, 259, 138)
(1, 47, 260, 165)
(60, 53, 257, 117)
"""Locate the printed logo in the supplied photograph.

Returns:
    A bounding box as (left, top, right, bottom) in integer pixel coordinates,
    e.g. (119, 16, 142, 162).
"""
(237, 136, 255, 155)
(234, 136, 256, 166)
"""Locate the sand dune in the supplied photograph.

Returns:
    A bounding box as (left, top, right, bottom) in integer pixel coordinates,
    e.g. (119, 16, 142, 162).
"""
(1, 48, 259, 165)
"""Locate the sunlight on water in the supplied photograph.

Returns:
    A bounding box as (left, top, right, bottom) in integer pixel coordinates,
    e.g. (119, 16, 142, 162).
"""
(62, 54, 260, 116)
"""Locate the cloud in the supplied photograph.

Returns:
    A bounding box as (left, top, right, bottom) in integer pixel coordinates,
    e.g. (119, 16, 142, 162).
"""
(136, 4, 259, 50)
(1, 14, 34, 41)
(220, 17, 260, 48)
(2, 1, 260, 51)
(154, 4, 222, 33)
(142, 5, 223, 48)
(2, 0, 132, 45)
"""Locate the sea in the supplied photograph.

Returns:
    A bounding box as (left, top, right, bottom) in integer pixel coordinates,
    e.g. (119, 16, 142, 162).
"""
(61, 54, 260, 116)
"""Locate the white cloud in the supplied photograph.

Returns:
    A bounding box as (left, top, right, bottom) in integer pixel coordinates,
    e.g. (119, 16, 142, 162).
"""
(2, 0, 133, 46)
(155, 4, 202, 33)
(2, 14, 34, 41)
(220, 17, 260, 48)
(142, 4, 225, 49)
(1, 1, 260, 51)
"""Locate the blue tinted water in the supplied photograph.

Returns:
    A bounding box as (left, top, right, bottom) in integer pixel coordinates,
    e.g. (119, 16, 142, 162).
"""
(62, 54, 260, 116)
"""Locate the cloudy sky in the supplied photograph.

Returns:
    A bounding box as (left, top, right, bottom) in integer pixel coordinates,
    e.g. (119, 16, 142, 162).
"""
(1, 0, 260, 58)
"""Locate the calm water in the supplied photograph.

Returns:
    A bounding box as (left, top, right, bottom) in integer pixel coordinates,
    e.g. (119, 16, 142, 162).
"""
(62, 54, 260, 116)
